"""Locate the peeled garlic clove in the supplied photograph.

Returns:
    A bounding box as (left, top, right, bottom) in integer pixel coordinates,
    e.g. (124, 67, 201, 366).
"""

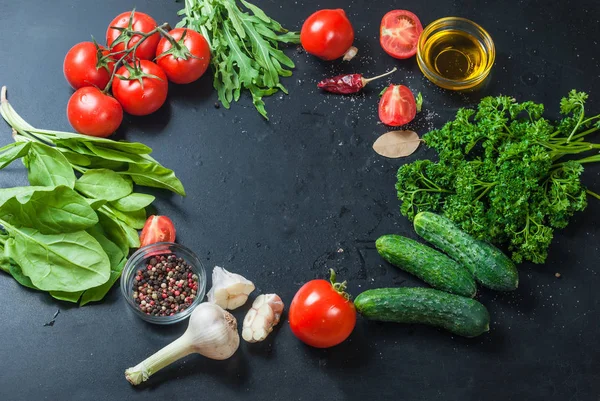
(207, 266, 255, 310)
(242, 294, 284, 343)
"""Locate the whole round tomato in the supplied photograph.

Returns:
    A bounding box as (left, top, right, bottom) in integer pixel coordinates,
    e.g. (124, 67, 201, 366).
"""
(112, 60, 168, 116)
(140, 215, 176, 247)
(289, 270, 356, 348)
(63, 42, 115, 90)
(155, 28, 211, 84)
(67, 87, 123, 137)
(378, 84, 417, 126)
(380, 10, 423, 59)
(300, 9, 354, 61)
(106, 11, 160, 61)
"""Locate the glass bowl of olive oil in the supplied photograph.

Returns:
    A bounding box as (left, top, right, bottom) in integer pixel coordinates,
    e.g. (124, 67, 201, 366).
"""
(417, 17, 495, 90)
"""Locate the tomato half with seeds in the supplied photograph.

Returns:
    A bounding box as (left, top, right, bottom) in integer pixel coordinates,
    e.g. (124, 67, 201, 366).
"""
(140, 215, 176, 247)
(289, 270, 356, 348)
(67, 86, 123, 137)
(380, 10, 423, 59)
(106, 11, 160, 61)
(378, 84, 417, 126)
(112, 60, 168, 116)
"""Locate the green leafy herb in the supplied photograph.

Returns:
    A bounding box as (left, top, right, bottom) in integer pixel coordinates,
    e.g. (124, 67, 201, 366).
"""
(110, 193, 155, 212)
(396, 91, 600, 264)
(416, 92, 423, 113)
(25, 142, 76, 188)
(75, 169, 133, 201)
(177, 0, 300, 119)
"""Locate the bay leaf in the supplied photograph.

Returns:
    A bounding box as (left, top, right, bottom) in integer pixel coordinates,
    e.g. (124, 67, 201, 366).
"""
(373, 130, 421, 158)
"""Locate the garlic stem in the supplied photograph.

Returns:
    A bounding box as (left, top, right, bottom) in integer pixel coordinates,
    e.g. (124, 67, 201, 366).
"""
(125, 336, 193, 385)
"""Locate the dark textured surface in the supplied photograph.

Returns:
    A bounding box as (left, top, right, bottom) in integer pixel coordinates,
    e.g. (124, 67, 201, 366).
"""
(1, 0, 599, 400)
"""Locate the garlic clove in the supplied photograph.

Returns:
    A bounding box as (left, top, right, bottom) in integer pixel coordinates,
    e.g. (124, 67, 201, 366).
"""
(207, 266, 255, 310)
(241, 294, 284, 343)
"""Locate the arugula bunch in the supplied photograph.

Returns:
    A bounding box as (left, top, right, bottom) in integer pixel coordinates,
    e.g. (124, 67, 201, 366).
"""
(177, 0, 300, 119)
(0, 88, 185, 304)
(397, 91, 600, 264)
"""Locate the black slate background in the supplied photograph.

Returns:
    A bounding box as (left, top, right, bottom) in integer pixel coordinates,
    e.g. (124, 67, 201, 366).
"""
(1, 0, 599, 400)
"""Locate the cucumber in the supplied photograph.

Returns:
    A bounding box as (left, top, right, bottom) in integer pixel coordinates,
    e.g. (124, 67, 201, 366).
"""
(376, 235, 477, 298)
(354, 287, 490, 338)
(414, 212, 518, 291)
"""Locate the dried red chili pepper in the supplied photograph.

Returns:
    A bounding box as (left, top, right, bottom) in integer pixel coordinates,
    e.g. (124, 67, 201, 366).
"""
(317, 67, 397, 94)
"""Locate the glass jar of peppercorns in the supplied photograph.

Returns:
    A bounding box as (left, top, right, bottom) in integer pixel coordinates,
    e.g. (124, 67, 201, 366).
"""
(120, 242, 207, 324)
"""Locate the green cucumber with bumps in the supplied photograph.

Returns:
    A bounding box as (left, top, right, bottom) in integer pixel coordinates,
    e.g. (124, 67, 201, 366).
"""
(413, 212, 518, 291)
(354, 287, 490, 337)
(376, 235, 477, 298)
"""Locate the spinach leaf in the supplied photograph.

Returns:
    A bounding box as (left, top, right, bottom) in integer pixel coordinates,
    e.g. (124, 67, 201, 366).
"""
(98, 209, 132, 254)
(80, 226, 127, 306)
(0, 185, 49, 206)
(110, 193, 155, 212)
(8, 263, 38, 290)
(0, 142, 31, 170)
(86, 198, 107, 210)
(83, 142, 149, 163)
(123, 162, 186, 196)
(2, 228, 110, 292)
(0, 186, 97, 234)
(75, 169, 133, 201)
(50, 290, 83, 303)
(25, 142, 76, 188)
(59, 149, 92, 166)
(103, 205, 147, 229)
(51, 135, 152, 154)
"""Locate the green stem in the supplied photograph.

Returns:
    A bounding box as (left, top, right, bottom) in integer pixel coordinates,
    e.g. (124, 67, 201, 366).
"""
(566, 104, 585, 143)
(587, 189, 600, 200)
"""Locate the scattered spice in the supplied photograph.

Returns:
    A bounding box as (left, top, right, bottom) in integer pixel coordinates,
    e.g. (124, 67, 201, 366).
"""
(131, 254, 199, 317)
(555, 273, 561, 278)
(43, 309, 61, 327)
(373, 130, 421, 158)
(317, 67, 397, 95)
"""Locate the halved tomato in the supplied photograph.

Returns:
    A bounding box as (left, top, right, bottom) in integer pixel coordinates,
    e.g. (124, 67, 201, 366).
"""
(378, 84, 417, 126)
(140, 215, 176, 247)
(380, 10, 423, 59)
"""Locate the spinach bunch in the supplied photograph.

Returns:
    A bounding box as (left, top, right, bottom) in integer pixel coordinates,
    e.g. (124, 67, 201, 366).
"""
(0, 88, 185, 304)
(396, 91, 600, 264)
(177, 0, 300, 119)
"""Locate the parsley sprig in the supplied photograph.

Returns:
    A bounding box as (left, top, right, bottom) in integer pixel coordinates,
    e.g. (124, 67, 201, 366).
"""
(177, 0, 300, 119)
(396, 90, 600, 264)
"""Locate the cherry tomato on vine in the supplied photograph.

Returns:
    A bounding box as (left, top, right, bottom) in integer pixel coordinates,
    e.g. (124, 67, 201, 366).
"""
(67, 86, 123, 137)
(112, 60, 168, 116)
(155, 28, 211, 84)
(140, 215, 176, 247)
(378, 84, 417, 126)
(380, 10, 423, 59)
(106, 11, 160, 61)
(289, 270, 356, 348)
(63, 42, 115, 90)
(300, 9, 354, 61)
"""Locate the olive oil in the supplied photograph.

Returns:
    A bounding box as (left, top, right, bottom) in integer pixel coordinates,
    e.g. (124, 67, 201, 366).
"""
(421, 29, 487, 82)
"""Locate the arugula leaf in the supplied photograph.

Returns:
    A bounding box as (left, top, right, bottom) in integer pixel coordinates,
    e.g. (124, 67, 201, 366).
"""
(122, 162, 186, 196)
(25, 142, 76, 188)
(2, 228, 110, 292)
(0, 142, 31, 169)
(75, 169, 133, 201)
(110, 193, 155, 212)
(0, 186, 97, 234)
(179, 0, 300, 119)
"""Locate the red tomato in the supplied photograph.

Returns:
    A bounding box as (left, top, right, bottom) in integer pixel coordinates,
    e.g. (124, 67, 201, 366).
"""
(379, 84, 417, 126)
(140, 215, 176, 247)
(289, 271, 356, 348)
(106, 11, 160, 61)
(63, 42, 115, 90)
(155, 28, 211, 84)
(112, 60, 168, 116)
(380, 10, 423, 59)
(300, 9, 354, 61)
(67, 87, 123, 137)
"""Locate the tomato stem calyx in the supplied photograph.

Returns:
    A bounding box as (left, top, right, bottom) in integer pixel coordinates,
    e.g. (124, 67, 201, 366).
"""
(329, 269, 352, 301)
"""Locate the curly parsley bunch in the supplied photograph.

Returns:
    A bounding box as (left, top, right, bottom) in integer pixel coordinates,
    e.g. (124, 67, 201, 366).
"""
(397, 91, 600, 264)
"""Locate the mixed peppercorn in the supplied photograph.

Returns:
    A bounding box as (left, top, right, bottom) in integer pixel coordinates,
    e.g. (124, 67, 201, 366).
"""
(132, 254, 199, 317)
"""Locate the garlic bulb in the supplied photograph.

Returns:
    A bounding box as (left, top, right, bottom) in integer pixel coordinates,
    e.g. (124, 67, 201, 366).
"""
(125, 302, 240, 385)
(242, 294, 284, 343)
(207, 266, 255, 310)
